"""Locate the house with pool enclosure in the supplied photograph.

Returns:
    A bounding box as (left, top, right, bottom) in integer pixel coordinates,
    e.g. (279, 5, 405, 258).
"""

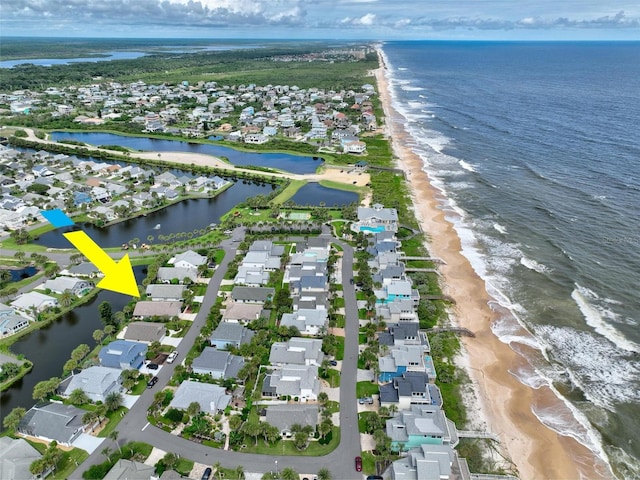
(352, 203, 398, 234)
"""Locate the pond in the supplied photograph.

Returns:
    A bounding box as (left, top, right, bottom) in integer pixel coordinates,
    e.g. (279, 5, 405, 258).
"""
(34, 181, 273, 248)
(289, 183, 359, 207)
(0, 266, 147, 428)
(7, 266, 38, 282)
(50, 132, 323, 174)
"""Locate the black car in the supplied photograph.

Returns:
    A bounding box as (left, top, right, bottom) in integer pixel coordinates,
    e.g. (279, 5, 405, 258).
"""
(366, 476, 383, 480)
(201, 467, 212, 480)
(349, 278, 354, 284)
(147, 376, 159, 388)
(329, 360, 338, 366)
(147, 363, 158, 370)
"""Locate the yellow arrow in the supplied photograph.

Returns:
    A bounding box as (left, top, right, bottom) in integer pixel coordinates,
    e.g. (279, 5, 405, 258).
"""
(63, 231, 139, 297)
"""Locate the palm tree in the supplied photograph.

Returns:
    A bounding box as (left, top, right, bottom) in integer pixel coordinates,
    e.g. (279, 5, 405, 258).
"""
(235, 465, 245, 479)
(100, 447, 111, 461)
(213, 461, 222, 480)
(317, 468, 332, 480)
(69, 388, 90, 405)
(105, 391, 124, 412)
(109, 430, 122, 454)
(92, 329, 104, 345)
(0, 269, 11, 286)
(82, 411, 98, 432)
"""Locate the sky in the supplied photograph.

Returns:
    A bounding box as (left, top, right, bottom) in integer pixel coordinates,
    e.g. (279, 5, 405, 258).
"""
(1, 0, 640, 40)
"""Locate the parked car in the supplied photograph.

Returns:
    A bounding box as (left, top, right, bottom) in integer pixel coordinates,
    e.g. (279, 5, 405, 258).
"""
(349, 277, 354, 284)
(147, 363, 159, 370)
(147, 376, 159, 388)
(366, 476, 383, 480)
(201, 467, 212, 480)
(329, 360, 338, 366)
(167, 351, 178, 363)
(358, 397, 374, 405)
(355, 456, 362, 472)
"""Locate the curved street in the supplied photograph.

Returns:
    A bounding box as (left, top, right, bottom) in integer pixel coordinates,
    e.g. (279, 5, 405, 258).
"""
(70, 228, 364, 479)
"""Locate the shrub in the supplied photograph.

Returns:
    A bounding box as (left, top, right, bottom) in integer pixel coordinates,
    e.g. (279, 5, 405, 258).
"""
(164, 408, 184, 423)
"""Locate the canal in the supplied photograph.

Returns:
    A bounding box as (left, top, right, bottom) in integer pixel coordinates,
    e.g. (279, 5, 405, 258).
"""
(50, 132, 324, 174)
(35, 181, 273, 248)
(0, 266, 147, 427)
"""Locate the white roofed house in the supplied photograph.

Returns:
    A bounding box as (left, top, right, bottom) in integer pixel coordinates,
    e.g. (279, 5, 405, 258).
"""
(279, 309, 328, 336)
(41, 276, 94, 296)
(157, 267, 198, 284)
(59, 366, 123, 403)
(10, 292, 58, 318)
(352, 203, 398, 234)
(269, 337, 324, 367)
(169, 380, 231, 414)
(145, 284, 186, 302)
(262, 364, 320, 402)
(172, 250, 207, 270)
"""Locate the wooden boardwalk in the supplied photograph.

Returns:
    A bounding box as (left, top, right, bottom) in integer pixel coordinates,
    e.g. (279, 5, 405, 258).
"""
(427, 327, 476, 338)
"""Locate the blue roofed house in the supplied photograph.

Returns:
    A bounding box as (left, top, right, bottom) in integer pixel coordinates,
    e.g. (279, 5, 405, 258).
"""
(378, 345, 433, 383)
(386, 404, 459, 452)
(99, 340, 147, 370)
(73, 191, 92, 206)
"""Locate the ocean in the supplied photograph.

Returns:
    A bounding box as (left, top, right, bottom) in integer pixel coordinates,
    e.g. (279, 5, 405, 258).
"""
(380, 41, 640, 478)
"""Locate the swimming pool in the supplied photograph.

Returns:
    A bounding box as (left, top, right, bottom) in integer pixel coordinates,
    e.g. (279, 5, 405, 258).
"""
(360, 225, 385, 233)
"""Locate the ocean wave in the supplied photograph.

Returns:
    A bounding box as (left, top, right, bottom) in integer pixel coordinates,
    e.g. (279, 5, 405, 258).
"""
(493, 223, 508, 234)
(520, 256, 552, 274)
(401, 85, 425, 92)
(572, 284, 640, 353)
(459, 160, 476, 172)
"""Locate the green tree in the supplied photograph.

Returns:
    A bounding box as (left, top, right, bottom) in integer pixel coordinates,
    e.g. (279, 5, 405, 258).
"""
(92, 328, 104, 345)
(3, 407, 26, 432)
(241, 417, 261, 446)
(148, 340, 162, 358)
(44, 264, 60, 278)
(280, 467, 299, 480)
(109, 430, 122, 454)
(187, 401, 201, 417)
(32, 377, 59, 401)
(71, 343, 90, 364)
(163, 452, 178, 470)
(319, 418, 333, 440)
(68, 388, 90, 405)
(0, 269, 12, 286)
(99, 301, 113, 326)
(235, 465, 245, 479)
(59, 289, 75, 307)
(228, 414, 243, 431)
(317, 468, 332, 480)
(293, 430, 309, 450)
(14, 250, 26, 263)
(82, 411, 98, 431)
(0, 362, 20, 380)
(29, 458, 47, 478)
(317, 391, 329, 406)
(105, 391, 124, 411)
(63, 359, 78, 374)
(104, 324, 115, 339)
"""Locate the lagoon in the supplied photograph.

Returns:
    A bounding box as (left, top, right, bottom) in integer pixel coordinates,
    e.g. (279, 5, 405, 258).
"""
(289, 183, 358, 207)
(0, 51, 148, 69)
(34, 181, 273, 248)
(0, 266, 147, 428)
(50, 132, 323, 174)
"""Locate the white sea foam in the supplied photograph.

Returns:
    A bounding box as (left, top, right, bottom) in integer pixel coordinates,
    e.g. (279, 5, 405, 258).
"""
(401, 85, 425, 92)
(493, 223, 508, 234)
(398, 67, 408, 71)
(408, 100, 425, 109)
(459, 160, 476, 172)
(572, 284, 640, 353)
(520, 256, 552, 274)
(509, 365, 549, 389)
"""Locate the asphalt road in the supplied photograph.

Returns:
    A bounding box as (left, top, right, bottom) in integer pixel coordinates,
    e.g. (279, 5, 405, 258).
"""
(71, 229, 365, 480)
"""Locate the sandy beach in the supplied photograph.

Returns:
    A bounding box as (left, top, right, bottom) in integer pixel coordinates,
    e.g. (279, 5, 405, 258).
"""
(374, 53, 610, 480)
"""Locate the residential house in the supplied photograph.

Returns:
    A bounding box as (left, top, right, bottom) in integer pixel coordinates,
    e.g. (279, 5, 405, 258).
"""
(172, 250, 206, 269)
(104, 460, 156, 480)
(0, 315, 29, 337)
(0, 302, 14, 317)
(293, 291, 328, 311)
(221, 302, 264, 324)
(17, 403, 86, 447)
(375, 299, 419, 324)
(157, 267, 198, 284)
(209, 323, 254, 349)
(132, 301, 182, 320)
(10, 292, 58, 317)
(73, 191, 92, 206)
(386, 405, 459, 452)
(378, 345, 428, 383)
(376, 280, 420, 307)
(379, 372, 443, 410)
(192, 348, 244, 379)
(230, 286, 274, 304)
(388, 443, 469, 480)
(99, 340, 147, 370)
(145, 284, 186, 302)
(269, 338, 324, 367)
(41, 276, 94, 296)
(262, 364, 320, 402)
(279, 309, 328, 336)
(264, 405, 318, 437)
(379, 323, 430, 352)
(0, 437, 44, 480)
(169, 380, 231, 414)
(124, 321, 166, 344)
(66, 262, 102, 278)
(59, 366, 123, 403)
(93, 205, 116, 221)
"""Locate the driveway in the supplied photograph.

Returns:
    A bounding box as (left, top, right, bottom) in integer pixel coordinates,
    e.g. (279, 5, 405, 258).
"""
(71, 434, 105, 454)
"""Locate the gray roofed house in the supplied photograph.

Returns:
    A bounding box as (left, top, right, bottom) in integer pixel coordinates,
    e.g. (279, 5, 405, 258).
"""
(0, 437, 43, 480)
(379, 372, 442, 410)
(124, 321, 166, 344)
(0, 315, 29, 337)
(389, 443, 467, 480)
(209, 322, 254, 349)
(378, 345, 427, 382)
(41, 276, 94, 296)
(145, 284, 186, 302)
(99, 340, 147, 370)
(373, 264, 406, 285)
(269, 337, 324, 366)
(192, 348, 244, 379)
(10, 292, 58, 317)
(222, 302, 264, 323)
(233, 266, 271, 286)
(0, 302, 13, 317)
(231, 286, 274, 304)
(104, 459, 156, 480)
(379, 323, 430, 352)
(17, 402, 86, 446)
(169, 380, 231, 414)
(353, 203, 398, 233)
(60, 366, 123, 403)
(67, 262, 102, 278)
(386, 404, 459, 451)
(293, 291, 328, 311)
(241, 250, 282, 270)
(157, 266, 198, 284)
(249, 240, 286, 256)
(132, 301, 182, 319)
(262, 364, 320, 401)
(172, 250, 206, 269)
(375, 299, 418, 324)
(280, 309, 328, 336)
(265, 404, 318, 436)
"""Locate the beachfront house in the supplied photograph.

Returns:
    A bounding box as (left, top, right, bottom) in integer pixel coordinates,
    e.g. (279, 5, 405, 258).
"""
(386, 404, 459, 452)
(352, 203, 398, 234)
(379, 371, 443, 410)
(388, 443, 468, 480)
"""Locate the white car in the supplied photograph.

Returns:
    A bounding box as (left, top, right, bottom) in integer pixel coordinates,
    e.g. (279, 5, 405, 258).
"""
(167, 351, 178, 363)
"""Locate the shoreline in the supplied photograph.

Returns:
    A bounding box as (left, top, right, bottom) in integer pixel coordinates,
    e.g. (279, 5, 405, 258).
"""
(373, 48, 610, 479)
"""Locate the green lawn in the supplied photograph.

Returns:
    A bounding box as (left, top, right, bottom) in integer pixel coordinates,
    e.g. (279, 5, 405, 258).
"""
(97, 406, 128, 438)
(333, 297, 345, 308)
(361, 451, 377, 475)
(334, 336, 345, 361)
(356, 381, 379, 398)
(358, 411, 380, 433)
(26, 441, 88, 480)
(322, 368, 340, 388)
(271, 179, 307, 204)
(130, 378, 149, 395)
(175, 458, 195, 477)
(239, 427, 340, 456)
(335, 314, 346, 328)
